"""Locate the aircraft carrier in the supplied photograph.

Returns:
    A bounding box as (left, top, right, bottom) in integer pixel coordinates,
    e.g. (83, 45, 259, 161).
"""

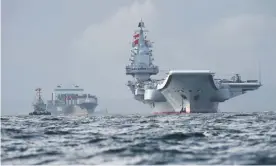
(125, 19, 262, 113)
(46, 84, 98, 115)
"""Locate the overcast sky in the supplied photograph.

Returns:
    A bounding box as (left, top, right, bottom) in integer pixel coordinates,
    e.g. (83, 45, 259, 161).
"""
(2, 0, 276, 115)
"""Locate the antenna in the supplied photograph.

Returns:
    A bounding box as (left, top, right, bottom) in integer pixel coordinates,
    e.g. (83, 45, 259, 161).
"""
(258, 59, 262, 85)
(35, 88, 42, 98)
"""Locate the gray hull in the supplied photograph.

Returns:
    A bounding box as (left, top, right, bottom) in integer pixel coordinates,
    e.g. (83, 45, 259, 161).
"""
(48, 102, 97, 115)
(78, 102, 97, 114)
(154, 70, 261, 113)
(125, 20, 261, 114)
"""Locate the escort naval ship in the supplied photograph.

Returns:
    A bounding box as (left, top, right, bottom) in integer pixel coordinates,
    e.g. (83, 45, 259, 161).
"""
(29, 88, 51, 115)
(46, 84, 98, 115)
(125, 19, 262, 114)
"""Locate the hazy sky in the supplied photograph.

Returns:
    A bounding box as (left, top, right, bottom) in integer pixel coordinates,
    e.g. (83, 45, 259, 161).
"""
(2, 0, 276, 115)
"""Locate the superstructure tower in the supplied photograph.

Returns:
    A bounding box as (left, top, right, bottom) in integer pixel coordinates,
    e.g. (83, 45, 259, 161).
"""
(125, 19, 159, 101)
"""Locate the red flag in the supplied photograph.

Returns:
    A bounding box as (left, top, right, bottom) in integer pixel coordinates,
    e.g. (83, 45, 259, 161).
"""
(133, 39, 139, 45)
(133, 33, 139, 39)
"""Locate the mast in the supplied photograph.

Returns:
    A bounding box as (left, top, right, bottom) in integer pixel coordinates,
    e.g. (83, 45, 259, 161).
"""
(258, 59, 262, 85)
(34, 88, 45, 105)
(125, 19, 159, 82)
(35, 88, 42, 100)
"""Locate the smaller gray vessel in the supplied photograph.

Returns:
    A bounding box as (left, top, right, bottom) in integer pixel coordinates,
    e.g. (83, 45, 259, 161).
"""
(29, 88, 51, 115)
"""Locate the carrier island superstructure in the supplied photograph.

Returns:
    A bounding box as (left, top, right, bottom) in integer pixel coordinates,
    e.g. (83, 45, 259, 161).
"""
(125, 20, 262, 113)
(46, 85, 98, 115)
